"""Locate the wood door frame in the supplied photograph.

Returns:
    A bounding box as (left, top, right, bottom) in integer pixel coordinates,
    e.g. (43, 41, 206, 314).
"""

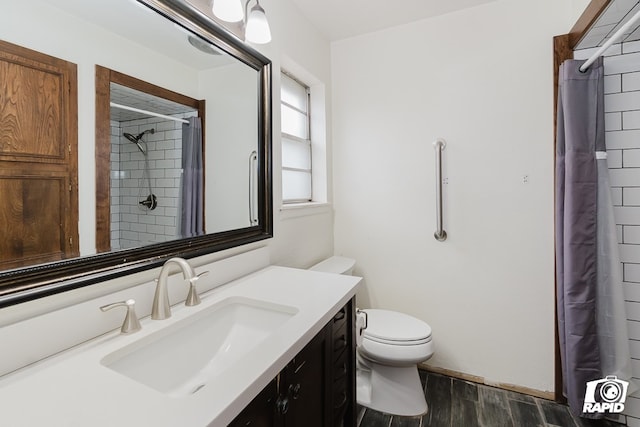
(552, 0, 611, 402)
(95, 65, 206, 253)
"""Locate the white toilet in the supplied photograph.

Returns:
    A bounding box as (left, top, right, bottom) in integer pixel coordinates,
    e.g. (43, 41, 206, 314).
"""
(310, 256, 434, 416)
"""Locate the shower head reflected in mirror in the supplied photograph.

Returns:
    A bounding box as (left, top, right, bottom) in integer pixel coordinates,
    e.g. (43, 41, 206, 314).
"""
(123, 129, 154, 154)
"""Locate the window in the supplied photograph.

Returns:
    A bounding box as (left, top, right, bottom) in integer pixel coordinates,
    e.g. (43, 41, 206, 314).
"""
(281, 72, 312, 203)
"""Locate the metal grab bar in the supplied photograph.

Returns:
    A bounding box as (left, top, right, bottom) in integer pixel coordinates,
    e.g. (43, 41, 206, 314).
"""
(248, 150, 258, 226)
(433, 139, 447, 242)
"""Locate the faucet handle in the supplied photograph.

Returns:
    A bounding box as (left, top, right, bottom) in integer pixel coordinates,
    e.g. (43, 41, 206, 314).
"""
(185, 271, 209, 307)
(100, 299, 142, 334)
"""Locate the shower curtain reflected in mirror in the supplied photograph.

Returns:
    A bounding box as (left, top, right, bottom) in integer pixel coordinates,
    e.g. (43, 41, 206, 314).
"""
(556, 56, 634, 418)
(180, 117, 204, 238)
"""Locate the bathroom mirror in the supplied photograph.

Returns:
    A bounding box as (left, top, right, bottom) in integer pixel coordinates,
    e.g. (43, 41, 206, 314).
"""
(0, 0, 272, 306)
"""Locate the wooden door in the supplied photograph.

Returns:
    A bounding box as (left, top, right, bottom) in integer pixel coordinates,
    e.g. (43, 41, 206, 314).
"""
(0, 40, 78, 269)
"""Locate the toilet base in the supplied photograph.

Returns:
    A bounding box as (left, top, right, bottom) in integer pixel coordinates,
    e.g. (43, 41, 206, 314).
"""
(356, 354, 428, 417)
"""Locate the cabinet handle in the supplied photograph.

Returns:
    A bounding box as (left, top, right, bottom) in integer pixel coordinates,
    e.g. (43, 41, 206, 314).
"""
(294, 360, 306, 374)
(334, 390, 347, 409)
(335, 335, 347, 351)
(276, 396, 289, 415)
(338, 362, 347, 376)
(289, 383, 301, 400)
(334, 308, 346, 321)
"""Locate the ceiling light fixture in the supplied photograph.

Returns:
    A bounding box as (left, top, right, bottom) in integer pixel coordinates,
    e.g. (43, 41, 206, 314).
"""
(212, 0, 272, 44)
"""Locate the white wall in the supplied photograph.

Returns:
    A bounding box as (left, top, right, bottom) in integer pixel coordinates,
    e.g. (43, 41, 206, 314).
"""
(332, 0, 575, 393)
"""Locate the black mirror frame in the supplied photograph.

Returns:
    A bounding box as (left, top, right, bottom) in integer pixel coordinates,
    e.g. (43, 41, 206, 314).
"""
(0, 0, 273, 308)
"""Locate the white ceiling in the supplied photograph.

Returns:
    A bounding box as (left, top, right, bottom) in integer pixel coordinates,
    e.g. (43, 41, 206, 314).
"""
(288, 0, 500, 41)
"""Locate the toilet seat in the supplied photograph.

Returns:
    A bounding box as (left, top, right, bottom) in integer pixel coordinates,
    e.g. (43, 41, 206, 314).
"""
(365, 334, 432, 346)
(361, 309, 432, 343)
(358, 309, 434, 366)
(359, 335, 435, 366)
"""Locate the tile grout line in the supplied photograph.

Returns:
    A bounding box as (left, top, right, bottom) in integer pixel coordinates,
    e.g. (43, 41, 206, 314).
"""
(533, 397, 548, 427)
(449, 376, 453, 427)
(357, 407, 364, 427)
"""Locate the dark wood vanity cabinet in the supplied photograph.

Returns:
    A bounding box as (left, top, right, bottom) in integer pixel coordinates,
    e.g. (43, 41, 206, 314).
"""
(229, 298, 356, 427)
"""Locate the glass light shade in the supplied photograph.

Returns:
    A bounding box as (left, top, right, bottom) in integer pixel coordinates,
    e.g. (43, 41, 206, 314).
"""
(245, 3, 271, 44)
(212, 0, 244, 22)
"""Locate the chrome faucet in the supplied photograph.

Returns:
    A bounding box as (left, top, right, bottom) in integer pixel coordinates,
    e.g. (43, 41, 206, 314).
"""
(151, 257, 208, 320)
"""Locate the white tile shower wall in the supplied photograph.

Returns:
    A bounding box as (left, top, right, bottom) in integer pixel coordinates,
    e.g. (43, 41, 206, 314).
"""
(111, 112, 196, 249)
(110, 120, 121, 250)
(576, 40, 640, 425)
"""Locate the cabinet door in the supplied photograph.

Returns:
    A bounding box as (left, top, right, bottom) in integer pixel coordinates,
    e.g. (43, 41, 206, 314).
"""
(229, 378, 278, 427)
(228, 299, 356, 427)
(283, 326, 329, 427)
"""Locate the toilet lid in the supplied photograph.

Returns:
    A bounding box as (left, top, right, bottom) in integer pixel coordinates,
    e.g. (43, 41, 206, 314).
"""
(362, 309, 432, 343)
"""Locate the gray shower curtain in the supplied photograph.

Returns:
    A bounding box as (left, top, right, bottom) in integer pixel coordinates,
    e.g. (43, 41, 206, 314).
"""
(556, 57, 633, 417)
(180, 116, 204, 238)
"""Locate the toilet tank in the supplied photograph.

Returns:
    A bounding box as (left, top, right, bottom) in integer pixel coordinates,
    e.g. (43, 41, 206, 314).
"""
(309, 256, 356, 275)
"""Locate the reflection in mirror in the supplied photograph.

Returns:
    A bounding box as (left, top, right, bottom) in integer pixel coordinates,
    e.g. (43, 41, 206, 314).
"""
(0, 0, 272, 304)
(96, 67, 208, 252)
(110, 83, 202, 247)
(112, 85, 201, 244)
(0, 39, 79, 270)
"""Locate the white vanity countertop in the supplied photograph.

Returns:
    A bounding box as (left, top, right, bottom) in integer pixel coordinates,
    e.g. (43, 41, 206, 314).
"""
(0, 266, 360, 427)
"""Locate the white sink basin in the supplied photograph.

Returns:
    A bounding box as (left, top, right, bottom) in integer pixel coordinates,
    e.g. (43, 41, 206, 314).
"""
(101, 296, 297, 397)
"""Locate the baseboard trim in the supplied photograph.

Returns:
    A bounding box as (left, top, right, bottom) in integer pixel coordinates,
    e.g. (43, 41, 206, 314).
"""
(419, 364, 555, 401)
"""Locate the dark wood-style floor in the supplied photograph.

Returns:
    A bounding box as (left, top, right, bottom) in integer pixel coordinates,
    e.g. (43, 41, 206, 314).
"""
(357, 371, 625, 427)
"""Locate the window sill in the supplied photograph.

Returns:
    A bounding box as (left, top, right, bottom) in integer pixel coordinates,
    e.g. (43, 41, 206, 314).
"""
(280, 202, 332, 220)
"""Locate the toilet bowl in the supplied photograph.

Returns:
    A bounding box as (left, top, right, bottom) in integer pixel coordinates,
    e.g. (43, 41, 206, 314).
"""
(310, 256, 434, 416)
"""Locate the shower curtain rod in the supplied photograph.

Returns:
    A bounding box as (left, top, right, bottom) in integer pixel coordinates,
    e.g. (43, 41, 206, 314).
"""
(580, 7, 640, 72)
(110, 102, 190, 124)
